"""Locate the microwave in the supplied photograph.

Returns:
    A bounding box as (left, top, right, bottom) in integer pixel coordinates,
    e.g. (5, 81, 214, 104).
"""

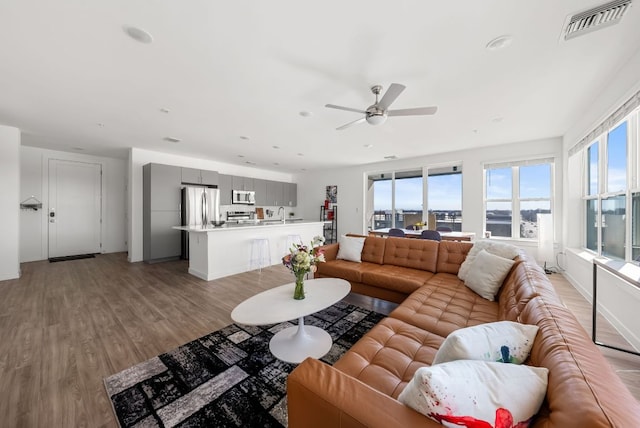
(232, 189, 256, 205)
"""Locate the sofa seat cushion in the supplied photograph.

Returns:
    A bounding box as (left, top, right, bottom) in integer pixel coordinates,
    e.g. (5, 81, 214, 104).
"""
(390, 274, 499, 338)
(334, 317, 444, 399)
(361, 265, 434, 295)
(315, 260, 378, 283)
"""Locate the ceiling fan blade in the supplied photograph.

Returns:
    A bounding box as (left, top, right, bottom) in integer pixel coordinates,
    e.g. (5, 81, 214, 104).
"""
(325, 104, 366, 114)
(377, 83, 406, 110)
(336, 117, 366, 130)
(387, 106, 438, 116)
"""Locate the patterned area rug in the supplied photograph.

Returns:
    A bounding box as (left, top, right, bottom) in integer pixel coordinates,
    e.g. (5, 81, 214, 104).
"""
(104, 301, 385, 427)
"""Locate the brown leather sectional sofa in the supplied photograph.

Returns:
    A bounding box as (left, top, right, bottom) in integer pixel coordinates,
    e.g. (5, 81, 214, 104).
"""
(287, 236, 640, 427)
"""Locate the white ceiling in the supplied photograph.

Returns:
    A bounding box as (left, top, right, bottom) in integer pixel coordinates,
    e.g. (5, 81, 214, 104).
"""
(1, 1, 639, 172)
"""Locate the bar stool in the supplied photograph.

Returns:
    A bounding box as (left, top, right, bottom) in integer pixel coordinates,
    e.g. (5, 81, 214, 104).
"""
(285, 234, 302, 253)
(250, 238, 271, 273)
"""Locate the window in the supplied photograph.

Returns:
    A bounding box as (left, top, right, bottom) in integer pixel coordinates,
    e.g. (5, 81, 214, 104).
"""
(485, 160, 553, 239)
(582, 116, 635, 261)
(633, 192, 640, 262)
(369, 170, 422, 229)
(428, 166, 462, 231)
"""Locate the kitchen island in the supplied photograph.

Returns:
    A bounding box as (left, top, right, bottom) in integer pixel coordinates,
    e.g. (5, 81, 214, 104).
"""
(174, 221, 325, 281)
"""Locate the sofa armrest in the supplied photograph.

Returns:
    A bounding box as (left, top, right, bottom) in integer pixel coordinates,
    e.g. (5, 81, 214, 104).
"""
(287, 358, 438, 428)
(319, 243, 339, 261)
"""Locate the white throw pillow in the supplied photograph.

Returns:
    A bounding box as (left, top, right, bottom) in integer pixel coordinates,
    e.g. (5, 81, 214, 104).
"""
(398, 360, 548, 428)
(464, 249, 515, 301)
(336, 235, 366, 263)
(433, 321, 539, 365)
(458, 239, 520, 282)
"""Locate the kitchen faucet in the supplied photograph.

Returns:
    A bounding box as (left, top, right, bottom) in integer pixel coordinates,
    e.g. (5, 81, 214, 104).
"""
(278, 206, 285, 222)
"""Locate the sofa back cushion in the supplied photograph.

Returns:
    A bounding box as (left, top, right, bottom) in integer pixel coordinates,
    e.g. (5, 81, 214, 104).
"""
(521, 297, 640, 428)
(360, 235, 387, 264)
(436, 241, 473, 274)
(383, 237, 438, 272)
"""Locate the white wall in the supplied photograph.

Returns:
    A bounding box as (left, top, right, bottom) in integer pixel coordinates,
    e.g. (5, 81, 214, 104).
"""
(294, 136, 563, 261)
(127, 148, 295, 262)
(561, 47, 640, 350)
(0, 125, 21, 280)
(20, 146, 127, 262)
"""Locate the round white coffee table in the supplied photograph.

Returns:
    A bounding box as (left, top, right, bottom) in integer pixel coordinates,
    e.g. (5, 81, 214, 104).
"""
(230, 278, 351, 363)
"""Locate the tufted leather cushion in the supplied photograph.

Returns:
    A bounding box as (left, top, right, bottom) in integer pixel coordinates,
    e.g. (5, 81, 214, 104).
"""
(382, 237, 438, 272)
(521, 297, 640, 428)
(316, 260, 379, 283)
(389, 275, 499, 338)
(334, 317, 444, 399)
(361, 265, 433, 295)
(361, 236, 387, 264)
(436, 240, 473, 274)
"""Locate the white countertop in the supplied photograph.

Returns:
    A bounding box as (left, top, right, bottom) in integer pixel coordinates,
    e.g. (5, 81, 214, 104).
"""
(174, 219, 324, 233)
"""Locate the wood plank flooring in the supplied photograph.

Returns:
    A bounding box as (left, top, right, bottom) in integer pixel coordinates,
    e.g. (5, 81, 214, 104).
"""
(0, 253, 637, 427)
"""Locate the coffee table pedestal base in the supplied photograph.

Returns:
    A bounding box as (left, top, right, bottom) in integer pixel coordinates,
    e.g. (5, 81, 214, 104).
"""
(269, 316, 332, 364)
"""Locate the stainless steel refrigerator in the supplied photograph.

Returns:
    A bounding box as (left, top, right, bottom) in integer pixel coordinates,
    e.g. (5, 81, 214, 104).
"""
(181, 185, 220, 259)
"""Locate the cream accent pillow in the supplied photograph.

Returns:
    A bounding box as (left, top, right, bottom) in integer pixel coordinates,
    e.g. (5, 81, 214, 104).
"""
(464, 249, 515, 301)
(398, 360, 548, 428)
(433, 321, 539, 365)
(336, 235, 365, 263)
(458, 239, 520, 281)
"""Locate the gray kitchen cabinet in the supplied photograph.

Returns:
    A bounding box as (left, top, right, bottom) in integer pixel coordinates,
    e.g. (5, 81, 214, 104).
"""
(254, 179, 267, 205)
(148, 211, 181, 260)
(266, 180, 285, 206)
(145, 163, 181, 211)
(219, 174, 232, 205)
(232, 175, 254, 191)
(181, 167, 219, 186)
(143, 163, 182, 262)
(284, 182, 297, 206)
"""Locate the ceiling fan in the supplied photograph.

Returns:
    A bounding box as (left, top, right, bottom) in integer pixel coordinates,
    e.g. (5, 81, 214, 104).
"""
(325, 83, 438, 130)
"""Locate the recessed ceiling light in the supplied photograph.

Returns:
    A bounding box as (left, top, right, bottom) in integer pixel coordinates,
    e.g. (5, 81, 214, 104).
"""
(364, 144, 373, 148)
(492, 117, 504, 123)
(384, 155, 398, 160)
(486, 35, 514, 51)
(273, 162, 280, 166)
(472, 129, 479, 134)
(97, 123, 105, 128)
(163, 137, 181, 143)
(238, 154, 245, 158)
(160, 108, 170, 113)
(245, 161, 256, 165)
(272, 145, 280, 149)
(301, 168, 307, 171)
(123, 26, 154, 44)
(299, 111, 313, 117)
(297, 153, 304, 156)
(239, 136, 250, 140)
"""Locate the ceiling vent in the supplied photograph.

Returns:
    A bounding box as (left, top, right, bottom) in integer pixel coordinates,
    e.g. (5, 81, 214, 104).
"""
(563, 0, 633, 40)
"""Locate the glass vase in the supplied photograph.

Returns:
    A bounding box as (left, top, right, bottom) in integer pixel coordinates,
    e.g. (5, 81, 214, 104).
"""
(293, 271, 306, 300)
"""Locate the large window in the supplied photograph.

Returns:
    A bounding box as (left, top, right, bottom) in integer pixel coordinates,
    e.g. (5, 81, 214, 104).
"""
(428, 166, 462, 231)
(485, 160, 553, 239)
(582, 116, 635, 261)
(369, 170, 423, 229)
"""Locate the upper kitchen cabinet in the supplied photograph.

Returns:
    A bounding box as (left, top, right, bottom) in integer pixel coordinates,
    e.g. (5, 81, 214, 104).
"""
(254, 179, 267, 205)
(284, 182, 297, 206)
(265, 180, 285, 206)
(181, 167, 219, 186)
(232, 175, 254, 191)
(219, 174, 232, 205)
(144, 163, 181, 211)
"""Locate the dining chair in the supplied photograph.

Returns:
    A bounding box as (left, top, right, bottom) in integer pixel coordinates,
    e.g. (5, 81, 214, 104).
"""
(388, 228, 406, 237)
(436, 226, 452, 232)
(406, 225, 420, 230)
(420, 230, 441, 241)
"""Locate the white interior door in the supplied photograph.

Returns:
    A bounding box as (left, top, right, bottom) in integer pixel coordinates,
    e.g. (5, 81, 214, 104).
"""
(48, 159, 102, 258)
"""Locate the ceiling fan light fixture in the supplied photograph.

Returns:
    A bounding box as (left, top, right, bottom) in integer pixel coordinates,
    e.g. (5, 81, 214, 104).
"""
(366, 113, 387, 126)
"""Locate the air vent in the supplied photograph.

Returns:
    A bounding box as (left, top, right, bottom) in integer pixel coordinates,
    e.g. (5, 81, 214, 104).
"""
(563, 0, 633, 40)
(163, 137, 181, 143)
(383, 155, 398, 160)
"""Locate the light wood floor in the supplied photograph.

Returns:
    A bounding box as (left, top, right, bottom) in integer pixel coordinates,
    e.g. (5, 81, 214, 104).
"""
(0, 253, 638, 427)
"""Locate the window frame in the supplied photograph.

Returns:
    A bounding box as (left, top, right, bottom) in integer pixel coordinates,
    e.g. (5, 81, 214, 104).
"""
(483, 159, 555, 241)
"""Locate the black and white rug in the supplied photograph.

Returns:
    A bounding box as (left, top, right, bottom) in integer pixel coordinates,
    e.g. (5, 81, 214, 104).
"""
(104, 301, 385, 428)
